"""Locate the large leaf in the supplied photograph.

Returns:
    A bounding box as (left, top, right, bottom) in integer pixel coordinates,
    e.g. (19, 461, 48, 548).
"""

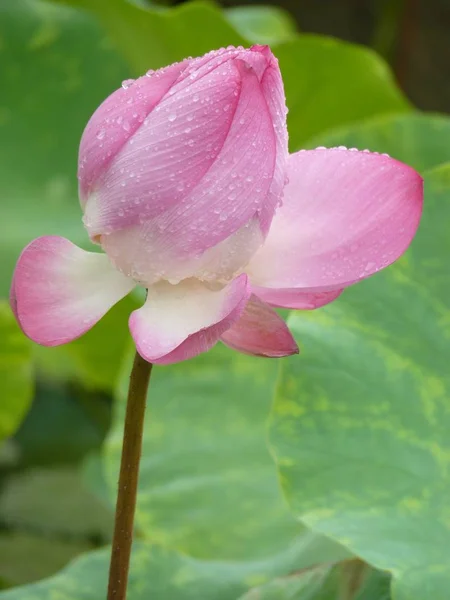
(0, 303, 33, 442)
(0, 0, 128, 297)
(0, 468, 112, 587)
(238, 561, 391, 600)
(0, 533, 90, 588)
(274, 36, 410, 149)
(12, 379, 111, 467)
(0, 466, 113, 587)
(269, 164, 450, 600)
(225, 5, 298, 45)
(51, 0, 247, 73)
(0, 468, 113, 538)
(0, 541, 337, 600)
(48, 0, 409, 150)
(307, 112, 450, 172)
(103, 344, 347, 563)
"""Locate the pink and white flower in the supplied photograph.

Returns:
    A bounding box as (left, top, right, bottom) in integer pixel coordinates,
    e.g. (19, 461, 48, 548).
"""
(10, 46, 423, 365)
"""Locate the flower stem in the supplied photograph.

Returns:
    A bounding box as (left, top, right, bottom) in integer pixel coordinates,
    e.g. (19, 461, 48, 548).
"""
(107, 351, 153, 600)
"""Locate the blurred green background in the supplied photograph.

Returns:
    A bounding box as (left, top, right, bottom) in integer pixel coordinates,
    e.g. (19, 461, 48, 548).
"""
(0, 0, 449, 599)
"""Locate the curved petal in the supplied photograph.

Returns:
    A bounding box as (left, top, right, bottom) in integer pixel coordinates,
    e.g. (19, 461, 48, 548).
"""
(95, 63, 277, 285)
(221, 294, 298, 357)
(254, 45, 289, 233)
(129, 274, 251, 365)
(78, 60, 189, 204)
(150, 60, 276, 256)
(84, 48, 282, 249)
(251, 286, 343, 310)
(248, 148, 423, 295)
(11, 236, 135, 346)
(84, 57, 242, 235)
(80, 46, 276, 209)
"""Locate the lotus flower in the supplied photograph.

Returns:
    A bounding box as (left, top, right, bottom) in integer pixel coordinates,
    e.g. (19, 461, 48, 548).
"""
(10, 46, 423, 365)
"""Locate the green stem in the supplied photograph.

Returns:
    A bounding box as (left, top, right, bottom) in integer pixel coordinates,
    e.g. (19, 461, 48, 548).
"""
(107, 351, 152, 600)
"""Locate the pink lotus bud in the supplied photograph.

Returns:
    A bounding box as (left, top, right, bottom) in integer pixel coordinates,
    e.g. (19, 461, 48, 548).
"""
(79, 45, 288, 286)
(10, 47, 423, 365)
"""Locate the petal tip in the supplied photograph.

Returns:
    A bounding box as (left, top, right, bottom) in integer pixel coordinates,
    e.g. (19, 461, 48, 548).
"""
(12, 236, 133, 347)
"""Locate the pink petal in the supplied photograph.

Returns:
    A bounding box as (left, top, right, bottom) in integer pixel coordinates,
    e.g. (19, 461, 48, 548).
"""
(129, 274, 251, 365)
(83, 47, 282, 246)
(248, 148, 423, 300)
(84, 57, 243, 236)
(78, 60, 188, 204)
(221, 294, 298, 357)
(11, 236, 135, 346)
(94, 60, 278, 285)
(138, 58, 276, 254)
(252, 45, 289, 233)
(251, 286, 343, 310)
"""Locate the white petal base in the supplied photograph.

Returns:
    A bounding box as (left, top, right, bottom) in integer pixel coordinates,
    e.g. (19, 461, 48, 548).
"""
(129, 275, 250, 365)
